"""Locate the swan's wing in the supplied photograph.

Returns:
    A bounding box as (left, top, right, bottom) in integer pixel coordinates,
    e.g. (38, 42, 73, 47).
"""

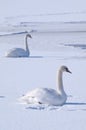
(19, 88, 60, 105)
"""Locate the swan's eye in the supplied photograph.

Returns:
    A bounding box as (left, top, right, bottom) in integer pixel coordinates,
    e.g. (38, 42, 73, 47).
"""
(65, 67, 69, 72)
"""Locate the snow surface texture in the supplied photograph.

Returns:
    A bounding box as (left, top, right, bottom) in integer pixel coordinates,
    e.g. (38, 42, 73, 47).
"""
(0, 13, 86, 130)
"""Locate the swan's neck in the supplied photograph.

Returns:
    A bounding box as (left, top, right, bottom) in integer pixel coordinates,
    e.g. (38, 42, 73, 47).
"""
(57, 70, 65, 94)
(25, 36, 30, 54)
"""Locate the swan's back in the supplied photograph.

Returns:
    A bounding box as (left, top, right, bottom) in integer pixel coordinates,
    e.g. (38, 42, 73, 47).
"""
(5, 48, 30, 57)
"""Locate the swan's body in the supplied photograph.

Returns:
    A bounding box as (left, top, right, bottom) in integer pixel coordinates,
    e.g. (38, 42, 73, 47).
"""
(19, 66, 71, 106)
(5, 34, 32, 57)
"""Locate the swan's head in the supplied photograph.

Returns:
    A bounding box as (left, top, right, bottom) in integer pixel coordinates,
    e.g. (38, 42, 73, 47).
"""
(26, 34, 32, 38)
(60, 66, 72, 73)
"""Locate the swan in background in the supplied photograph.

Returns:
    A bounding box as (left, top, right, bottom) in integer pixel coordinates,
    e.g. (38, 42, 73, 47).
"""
(5, 34, 32, 57)
(19, 66, 72, 106)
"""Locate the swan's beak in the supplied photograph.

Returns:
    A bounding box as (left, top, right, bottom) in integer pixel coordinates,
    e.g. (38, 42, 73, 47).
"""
(30, 35, 32, 38)
(67, 69, 72, 74)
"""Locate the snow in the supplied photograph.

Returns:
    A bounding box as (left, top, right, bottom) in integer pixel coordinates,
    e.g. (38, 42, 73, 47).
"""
(0, 0, 86, 129)
(0, 26, 86, 130)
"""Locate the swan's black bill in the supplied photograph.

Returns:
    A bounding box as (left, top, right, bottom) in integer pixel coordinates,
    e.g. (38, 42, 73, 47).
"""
(66, 69, 72, 74)
(66, 67, 72, 73)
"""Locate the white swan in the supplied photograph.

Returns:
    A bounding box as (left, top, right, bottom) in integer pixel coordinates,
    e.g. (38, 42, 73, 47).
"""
(5, 34, 32, 57)
(19, 66, 71, 106)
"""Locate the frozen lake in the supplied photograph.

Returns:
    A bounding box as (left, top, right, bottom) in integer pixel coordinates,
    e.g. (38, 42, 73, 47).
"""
(0, 21, 86, 130)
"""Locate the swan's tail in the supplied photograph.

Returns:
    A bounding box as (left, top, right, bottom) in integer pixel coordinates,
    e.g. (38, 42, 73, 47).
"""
(18, 95, 29, 104)
(18, 95, 38, 104)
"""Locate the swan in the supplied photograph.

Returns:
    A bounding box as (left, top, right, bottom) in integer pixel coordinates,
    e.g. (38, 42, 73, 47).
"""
(5, 34, 32, 57)
(19, 66, 71, 106)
